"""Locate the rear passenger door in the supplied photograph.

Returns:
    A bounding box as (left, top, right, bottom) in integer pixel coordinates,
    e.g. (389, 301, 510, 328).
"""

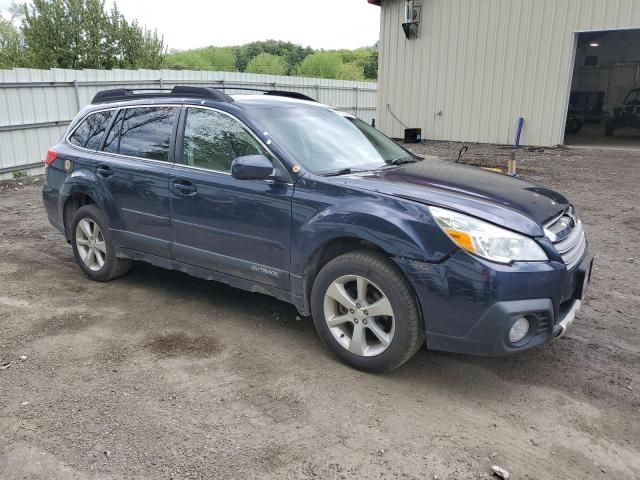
(170, 106, 293, 290)
(93, 105, 179, 257)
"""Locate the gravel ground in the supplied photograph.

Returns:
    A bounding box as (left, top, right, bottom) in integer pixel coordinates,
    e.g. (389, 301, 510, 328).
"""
(1, 143, 639, 480)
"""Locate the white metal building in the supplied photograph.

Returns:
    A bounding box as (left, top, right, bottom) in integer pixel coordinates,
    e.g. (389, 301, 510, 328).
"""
(369, 0, 640, 146)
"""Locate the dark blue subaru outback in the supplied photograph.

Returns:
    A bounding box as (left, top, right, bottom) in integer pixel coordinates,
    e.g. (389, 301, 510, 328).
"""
(43, 86, 592, 372)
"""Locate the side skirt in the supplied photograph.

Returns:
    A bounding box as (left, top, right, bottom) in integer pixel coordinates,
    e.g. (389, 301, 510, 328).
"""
(116, 247, 306, 314)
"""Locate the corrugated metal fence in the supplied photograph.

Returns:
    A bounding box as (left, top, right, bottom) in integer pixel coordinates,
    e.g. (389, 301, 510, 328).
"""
(0, 68, 377, 179)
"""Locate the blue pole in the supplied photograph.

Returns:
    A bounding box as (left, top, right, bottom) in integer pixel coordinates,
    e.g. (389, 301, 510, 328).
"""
(514, 117, 524, 147)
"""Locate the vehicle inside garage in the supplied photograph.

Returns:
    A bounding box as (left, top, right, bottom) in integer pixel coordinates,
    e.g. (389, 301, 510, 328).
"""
(565, 29, 640, 148)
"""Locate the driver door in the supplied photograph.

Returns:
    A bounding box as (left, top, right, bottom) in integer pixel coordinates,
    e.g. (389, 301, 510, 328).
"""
(170, 106, 293, 290)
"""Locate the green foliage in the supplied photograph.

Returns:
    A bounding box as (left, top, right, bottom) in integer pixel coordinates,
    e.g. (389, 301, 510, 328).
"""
(233, 40, 313, 75)
(297, 51, 369, 81)
(0, 1, 378, 79)
(164, 46, 236, 71)
(13, 0, 165, 69)
(0, 17, 22, 67)
(165, 43, 377, 80)
(335, 62, 365, 81)
(297, 51, 342, 78)
(244, 52, 287, 75)
(0, 4, 30, 68)
(350, 48, 378, 79)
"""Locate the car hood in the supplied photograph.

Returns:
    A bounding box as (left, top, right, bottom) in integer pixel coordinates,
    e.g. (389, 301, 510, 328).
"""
(336, 158, 570, 237)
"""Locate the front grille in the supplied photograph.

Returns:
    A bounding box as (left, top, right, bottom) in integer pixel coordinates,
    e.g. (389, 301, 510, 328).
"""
(544, 206, 586, 270)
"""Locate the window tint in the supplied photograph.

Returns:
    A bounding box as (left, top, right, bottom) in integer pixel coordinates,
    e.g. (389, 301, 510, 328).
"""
(69, 110, 115, 150)
(183, 108, 267, 172)
(103, 107, 177, 161)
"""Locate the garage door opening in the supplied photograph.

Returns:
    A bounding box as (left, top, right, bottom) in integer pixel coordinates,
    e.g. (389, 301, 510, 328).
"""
(565, 29, 640, 149)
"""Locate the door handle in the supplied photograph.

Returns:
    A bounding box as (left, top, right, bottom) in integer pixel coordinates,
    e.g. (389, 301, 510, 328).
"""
(96, 165, 113, 178)
(173, 180, 197, 196)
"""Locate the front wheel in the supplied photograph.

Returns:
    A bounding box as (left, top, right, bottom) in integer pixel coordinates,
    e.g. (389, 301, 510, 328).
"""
(70, 205, 131, 282)
(311, 251, 423, 372)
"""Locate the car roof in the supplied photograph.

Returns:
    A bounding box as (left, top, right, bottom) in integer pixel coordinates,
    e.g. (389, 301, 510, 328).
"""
(229, 94, 326, 109)
(71, 89, 332, 134)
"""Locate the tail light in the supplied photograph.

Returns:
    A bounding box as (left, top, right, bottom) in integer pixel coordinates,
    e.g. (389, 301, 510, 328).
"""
(45, 148, 57, 167)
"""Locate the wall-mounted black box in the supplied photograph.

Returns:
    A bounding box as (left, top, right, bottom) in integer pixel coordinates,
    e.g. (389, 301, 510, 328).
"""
(404, 128, 422, 143)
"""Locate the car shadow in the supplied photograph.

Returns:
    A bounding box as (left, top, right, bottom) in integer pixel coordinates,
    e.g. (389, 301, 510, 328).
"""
(113, 261, 596, 402)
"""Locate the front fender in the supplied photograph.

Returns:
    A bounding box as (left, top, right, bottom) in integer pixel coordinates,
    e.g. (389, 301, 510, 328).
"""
(291, 179, 456, 275)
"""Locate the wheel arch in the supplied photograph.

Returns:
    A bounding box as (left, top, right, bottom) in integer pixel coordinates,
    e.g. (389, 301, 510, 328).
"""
(300, 236, 424, 332)
(62, 190, 97, 241)
(59, 168, 122, 241)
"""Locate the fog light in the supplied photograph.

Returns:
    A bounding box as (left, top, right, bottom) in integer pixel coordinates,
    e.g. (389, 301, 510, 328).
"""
(509, 317, 530, 343)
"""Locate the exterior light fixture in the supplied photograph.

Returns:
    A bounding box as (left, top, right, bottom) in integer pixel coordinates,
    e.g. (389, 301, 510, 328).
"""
(402, 0, 421, 39)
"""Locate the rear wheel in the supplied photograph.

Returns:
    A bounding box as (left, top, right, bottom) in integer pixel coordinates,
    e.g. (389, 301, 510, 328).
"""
(70, 205, 131, 281)
(311, 251, 423, 372)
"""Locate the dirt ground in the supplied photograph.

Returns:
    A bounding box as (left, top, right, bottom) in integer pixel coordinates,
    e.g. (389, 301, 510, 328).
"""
(1, 143, 639, 480)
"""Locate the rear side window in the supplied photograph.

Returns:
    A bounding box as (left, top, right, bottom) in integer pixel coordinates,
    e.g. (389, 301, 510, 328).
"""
(68, 110, 115, 150)
(102, 106, 177, 162)
(103, 110, 124, 154)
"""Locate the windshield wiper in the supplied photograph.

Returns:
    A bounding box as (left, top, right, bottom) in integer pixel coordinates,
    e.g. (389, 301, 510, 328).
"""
(321, 167, 372, 177)
(387, 156, 421, 166)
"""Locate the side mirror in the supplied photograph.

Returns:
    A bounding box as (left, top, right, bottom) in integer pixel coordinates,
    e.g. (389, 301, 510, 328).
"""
(231, 155, 274, 180)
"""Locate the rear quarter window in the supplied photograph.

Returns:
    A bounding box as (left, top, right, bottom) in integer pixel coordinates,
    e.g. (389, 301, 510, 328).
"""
(68, 110, 116, 150)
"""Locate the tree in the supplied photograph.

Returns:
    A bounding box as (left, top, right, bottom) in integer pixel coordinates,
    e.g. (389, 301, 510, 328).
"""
(164, 46, 236, 71)
(245, 52, 287, 75)
(335, 62, 365, 81)
(233, 40, 313, 74)
(351, 48, 378, 80)
(18, 0, 165, 69)
(297, 51, 343, 78)
(0, 16, 24, 67)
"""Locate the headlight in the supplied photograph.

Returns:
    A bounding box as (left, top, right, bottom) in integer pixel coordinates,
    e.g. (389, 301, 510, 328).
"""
(429, 206, 548, 264)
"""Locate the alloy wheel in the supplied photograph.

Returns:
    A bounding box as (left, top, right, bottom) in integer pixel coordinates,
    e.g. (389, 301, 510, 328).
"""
(75, 218, 106, 272)
(323, 274, 395, 357)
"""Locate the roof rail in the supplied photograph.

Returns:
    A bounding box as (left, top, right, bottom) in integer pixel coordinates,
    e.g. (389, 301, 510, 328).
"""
(90, 85, 317, 105)
(91, 86, 234, 104)
(218, 87, 317, 102)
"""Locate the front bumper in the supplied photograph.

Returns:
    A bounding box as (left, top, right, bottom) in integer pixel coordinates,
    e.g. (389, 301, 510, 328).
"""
(394, 249, 593, 356)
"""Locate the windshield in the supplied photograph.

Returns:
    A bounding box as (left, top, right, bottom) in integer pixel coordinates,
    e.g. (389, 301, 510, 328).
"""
(251, 106, 414, 174)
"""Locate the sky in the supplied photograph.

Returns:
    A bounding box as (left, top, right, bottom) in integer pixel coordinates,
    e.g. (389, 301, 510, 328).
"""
(1, 0, 381, 51)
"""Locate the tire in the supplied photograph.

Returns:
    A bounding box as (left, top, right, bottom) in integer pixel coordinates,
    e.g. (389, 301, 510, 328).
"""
(605, 120, 615, 137)
(70, 205, 131, 282)
(311, 250, 424, 373)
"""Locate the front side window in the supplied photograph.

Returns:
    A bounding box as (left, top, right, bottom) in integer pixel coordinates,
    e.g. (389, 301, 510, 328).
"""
(69, 110, 115, 150)
(102, 106, 177, 162)
(182, 108, 267, 172)
(251, 106, 413, 174)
